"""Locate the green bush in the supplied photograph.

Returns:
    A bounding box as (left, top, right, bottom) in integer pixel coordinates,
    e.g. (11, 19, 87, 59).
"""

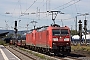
(0, 40, 6, 45)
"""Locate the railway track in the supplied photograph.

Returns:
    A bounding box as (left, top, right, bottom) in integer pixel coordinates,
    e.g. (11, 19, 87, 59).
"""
(10, 46, 36, 60)
(6, 46, 37, 60)
(6, 45, 83, 60)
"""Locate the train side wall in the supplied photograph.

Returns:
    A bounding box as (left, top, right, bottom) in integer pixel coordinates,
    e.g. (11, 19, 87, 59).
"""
(35, 30, 49, 48)
(26, 33, 33, 45)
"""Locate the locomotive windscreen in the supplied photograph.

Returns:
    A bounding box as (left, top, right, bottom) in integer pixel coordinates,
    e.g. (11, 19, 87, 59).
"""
(61, 29, 69, 34)
(52, 29, 69, 36)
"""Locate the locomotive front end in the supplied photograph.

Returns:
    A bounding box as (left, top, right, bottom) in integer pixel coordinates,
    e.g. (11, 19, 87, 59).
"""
(51, 27, 71, 54)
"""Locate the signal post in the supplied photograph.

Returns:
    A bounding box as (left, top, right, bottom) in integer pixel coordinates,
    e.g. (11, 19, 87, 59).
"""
(14, 21, 18, 46)
(78, 20, 82, 45)
(83, 20, 87, 45)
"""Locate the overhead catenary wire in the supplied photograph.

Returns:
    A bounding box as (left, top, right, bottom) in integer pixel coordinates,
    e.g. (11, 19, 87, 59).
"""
(57, 17, 74, 20)
(40, 0, 81, 20)
(17, 0, 38, 20)
(69, 0, 79, 21)
(4, 0, 83, 19)
(53, 0, 76, 10)
(37, 0, 51, 18)
(24, 0, 38, 13)
(74, 2, 78, 14)
(59, 0, 81, 10)
(49, 0, 51, 11)
(18, 0, 22, 13)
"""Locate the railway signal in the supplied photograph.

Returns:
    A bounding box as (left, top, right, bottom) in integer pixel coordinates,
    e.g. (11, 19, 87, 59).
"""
(84, 20, 87, 25)
(84, 20, 87, 45)
(79, 23, 82, 31)
(15, 21, 17, 27)
(78, 20, 82, 32)
(14, 21, 18, 33)
(83, 20, 87, 31)
(14, 28, 17, 33)
(14, 21, 18, 46)
(78, 20, 82, 45)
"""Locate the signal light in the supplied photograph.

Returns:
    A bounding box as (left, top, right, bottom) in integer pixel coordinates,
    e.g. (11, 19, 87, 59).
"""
(78, 24, 82, 36)
(14, 21, 17, 33)
(15, 21, 17, 27)
(79, 24, 82, 31)
(84, 20, 87, 31)
(84, 20, 87, 25)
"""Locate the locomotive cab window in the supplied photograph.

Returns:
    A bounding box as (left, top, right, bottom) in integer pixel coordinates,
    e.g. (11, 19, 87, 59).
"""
(52, 29, 60, 36)
(61, 29, 69, 35)
(52, 29, 69, 36)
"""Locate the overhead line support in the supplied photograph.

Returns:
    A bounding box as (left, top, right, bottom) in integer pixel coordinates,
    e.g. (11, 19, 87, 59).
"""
(47, 11, 63, 24)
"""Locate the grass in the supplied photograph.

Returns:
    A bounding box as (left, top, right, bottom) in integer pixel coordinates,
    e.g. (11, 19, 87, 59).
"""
(33, 53, 46, 59)
(0, 39, 10, 46)
(0, 39, 6, 45)
(31, 52, 52, 60)
(19, 48, 53, 60)
(71, 44, 90, 52)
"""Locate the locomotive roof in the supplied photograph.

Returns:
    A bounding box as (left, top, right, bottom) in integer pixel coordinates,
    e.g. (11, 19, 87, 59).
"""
(27, 24, 69, 32)
(49, 25, 70, 29)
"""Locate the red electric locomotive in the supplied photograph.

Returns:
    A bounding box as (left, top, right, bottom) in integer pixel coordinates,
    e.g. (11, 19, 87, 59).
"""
(26, 24, 71, 55)
(26, 30, 37, 49)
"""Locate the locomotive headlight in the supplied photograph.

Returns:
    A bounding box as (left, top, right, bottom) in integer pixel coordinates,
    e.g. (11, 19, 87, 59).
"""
(53, 38, 58, 41)
(64, 38, 69, 41)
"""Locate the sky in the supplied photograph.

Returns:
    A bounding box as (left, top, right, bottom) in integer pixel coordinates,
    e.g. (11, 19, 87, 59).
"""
(0, 0, 90, 31)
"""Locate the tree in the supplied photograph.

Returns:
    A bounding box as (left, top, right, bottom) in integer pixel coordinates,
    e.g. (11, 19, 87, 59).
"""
(71, 30, 78, 35)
